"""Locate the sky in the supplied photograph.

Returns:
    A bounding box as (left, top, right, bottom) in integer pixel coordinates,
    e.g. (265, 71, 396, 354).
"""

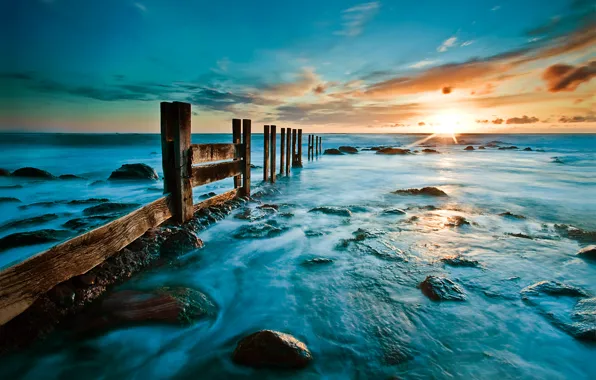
(0, 0, 595, 133)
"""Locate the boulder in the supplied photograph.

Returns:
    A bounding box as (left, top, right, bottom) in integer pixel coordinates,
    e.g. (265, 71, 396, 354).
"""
(381, 208, 406, 215)
(478, 146, 486, 150)
(233, 222, 286, 239)
(309, 206, 352, 217)
(232, 330, 313, 369)
(376, 147, 410, 155)
(521, 280, 588, 298)
(0, 197, 21, 204)
(0, 229, 71, 251)
(445, 216, 470, 227)
(0, 213, 59, 231)
(440, 255, 480, 267)
(392, 187, 447, 197)
(523, 147, 533, 151)
(421, 149, 439, 154)
(11, 167, 55, 179)
(108, 163, 158, 181)
(0, 168, 10, 176)
(68, 198, 109, 205)
(324, 148, 343, 155)
(338, 146, 358, 154)
(506, 232, 532, 239)
(554, 224, 596, 243)
(571, 298, 596, 341)
(303, 257, 333, 265)
(419, 275, 466, 301)
(499, 211, 525, 220)
(160, 229, 204, 257)
(464, 146, 475, 151)
(577, 245, 596, 260)
(83, 202, 139, 216)
(498, 146, 519, 150)
(48, 284, 76, 307)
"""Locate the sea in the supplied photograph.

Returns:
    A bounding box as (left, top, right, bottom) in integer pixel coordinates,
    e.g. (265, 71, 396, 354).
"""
(0, 133, 595, 379)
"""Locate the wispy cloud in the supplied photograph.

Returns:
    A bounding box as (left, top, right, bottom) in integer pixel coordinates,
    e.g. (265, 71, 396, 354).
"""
(437, 36, 457, 52)
(335, 2, 380, 37)
(133, 2, 147, 12)
(491, 5, 501, 11)
(461, 40, 475, 47)
(409, 59, 438, 69)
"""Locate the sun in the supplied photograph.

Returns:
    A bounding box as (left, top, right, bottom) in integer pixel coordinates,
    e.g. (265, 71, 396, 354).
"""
(434, 112, 461, 135)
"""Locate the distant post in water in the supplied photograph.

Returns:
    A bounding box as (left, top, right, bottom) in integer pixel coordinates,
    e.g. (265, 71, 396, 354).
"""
(243, 119, 252, 196)
(308, 135, 312, 160)
(171, 101, 193, 223)
(270, 125, 276, 183)
(280, 128, 286, 176)
(297, 129, 303, 167)
(286, 128, 291, 175)
(319, 136, 322, 154)
(232, 119, 241, 189)
(263, 125, 270, 182)
(291, 129, 297, 167)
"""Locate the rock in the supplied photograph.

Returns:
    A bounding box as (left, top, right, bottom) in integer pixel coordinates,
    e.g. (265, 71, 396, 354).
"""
(59, 174, 85, 180)
(0, 185, 23, 189)
(0, 168, 10, 176)
(309, 206, 352, 217)
(232, 330, 313, 369)
(108, 163, 158, 181)
(392, 187, 447, 197)
(441, 255, 480, 267)
(464, 146, 475, 151)
(233, 222, 286, 239)
(523, 147, 533, 151)
(0, 229, 71, 251)
(498, 146, 518, 150)
(48, 284, 76, 307)
(199, 192, 217, 199)
(419, 275, 466, 301)
(445, 216, 470, 227)
(303, 257, 333, 265)
(521, 280, 588, 298)
(62, 215, 115, 231)
(554, 224, 596, 244)
(338, 146, 358, 154)
(160, 229, 203, 257)
(577, 245, 596, 260)
(381, 208, 406, 215)
(376, 147, 410, 155)
(421, 149, 439, 154)
(0, 213, 60, 231)
(250, 164, 262, 169)
(506, 232, 532, 239)
(74, 273, 97, 287)
(68, 198, 110, 205)
(369, 146, 386, 151)
(234, 206, 277, 221)
(478, 146, 486, 150)
(324, 148, 343, 155)
(11, 167, 55, 179)
(571, 298, 596, 341)
(83, 202, 139, 216)
(499, 211, 525, 220)
(0, 197, 21, 204)
(257, 203, 279, 211)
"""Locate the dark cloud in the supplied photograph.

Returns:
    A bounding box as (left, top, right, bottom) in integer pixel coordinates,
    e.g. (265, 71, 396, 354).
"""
(475, 119, 489, 124)
(542, 61, 596, 92)
(492, 118, 504, 124)
(418, 122, 426, 126)
(442, 86, 452, 94)
(313, 84, 326, 94)
(506, 115, 539, 124)
(559, 114, 596, 123)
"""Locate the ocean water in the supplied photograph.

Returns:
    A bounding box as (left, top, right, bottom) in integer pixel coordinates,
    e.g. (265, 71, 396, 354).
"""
(0, 133, 595, 379)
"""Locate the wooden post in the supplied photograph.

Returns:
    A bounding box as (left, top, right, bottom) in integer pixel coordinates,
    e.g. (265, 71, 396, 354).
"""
(297, 129, 303, 167)
(263, 125, 270, 182)
(232, 119, 241, 189)
(270, 125, 276, 183)
(291, 128, 297, 167)
(160, 102, 175, 194)
(280, 128, 285, 176)
(171, 102, 193, 223)
(286, 128, 291, 175)
(242, 119, 251, 196)
(315, 136, 318, 155)
(308, 134, 311, 160)
(319, 136, 322, 154)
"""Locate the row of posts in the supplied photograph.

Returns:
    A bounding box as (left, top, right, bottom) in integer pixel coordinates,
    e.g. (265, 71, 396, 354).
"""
(262, 126, 323, 183)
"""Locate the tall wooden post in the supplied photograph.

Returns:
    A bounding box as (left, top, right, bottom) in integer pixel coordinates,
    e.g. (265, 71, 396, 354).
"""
(160, 102, 175, 195)
(314, 136, 318, 155)
(171, 102, 193, 223)
(242, 119, 251, 196)
(232, 119, 241, 189)
(280, 128, 285, 176)
(307, 134, 311, 160)
(263, 125, 270, 182)
(297, 129, 303, 167)
(270, 125, 276, 183)
(286, 129, 291, 175)
(319, 136, 322, 154)
(291, 129, 297, 167)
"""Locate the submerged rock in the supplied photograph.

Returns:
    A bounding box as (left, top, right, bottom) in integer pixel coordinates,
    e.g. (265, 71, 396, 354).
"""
(108, 163, 158, 180)
(0, 185, 23, 189)
(554, 224, 596, 244)
(59, 174, 85, 180)
(421, 149, 439, 154)
(478, 146, 486, 150)
(0, 168, 10, 176)
(160, 229, 203, 257)
(338, 146, 358, 154)
(309, 206, 352, 217)
(464, 146, 475, 151)
(0, 229, 71, 251)
(68, 198, 110, 205)
(232, 330, 313, 369)
(62, 215, 115, 231)
(233, 222, 286, 239)
(199, 192, 217, 199)
(577, 245, 596, 260)
(445, 216, 470, 227)
(498, 146, 518, 150)
(440, 255, 480, 267)
(11, 167, 55, 179)
(419, 275, 466, 301)
(521, 280, 588, 298)
(0, 213, 60, 231)
(324, 148, 343, 155)
(506, 232, 533, 239)
(392, 187, 447, 197)
(303, 257, 334, 265)
(376, 147, 410, 155)
(0, 197, 21, 204)
(381, 208, 406, 215)
(83, 202, 139, 216)
(499, 211, 525, 220)
(571, 298, 596, 341)
(523, 147, 533, 151)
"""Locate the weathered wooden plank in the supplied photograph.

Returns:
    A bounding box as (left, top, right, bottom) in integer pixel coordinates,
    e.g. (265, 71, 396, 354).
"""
(286, 128, 291, 175)
(190, 143, 242, 165)
(242, 120, 251, 196)
(160, 102, 175, 194)
(193, 188, 239, 212)
(270, 125, 276, 183)
(263, 125, 270, 182)
(232, 119, 242, 188)
(172, 102, 193, 223)
(191, 160, 243, 188)
(280, 128, 285, 176)
(0, 195, 173, 326)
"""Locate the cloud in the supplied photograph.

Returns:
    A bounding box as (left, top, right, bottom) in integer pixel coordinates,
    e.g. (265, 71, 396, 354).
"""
(476, 119, 489, 124)
(313, 84, 326, 94)
(506, 115, 539, 124)
(335, 2, 380, 37)
(491, 5, 501, 11)
(133, 2, 147, 12)
(461, 40, 475, 47)
(260, 67, 324, 98)
(437, 36, 457, 52)
(492, 118, 504, 124)
(442, 86, 452, 94)
(559, 114, 596, 123)
(409, 59, 438, 69)
(542, 61, 596, 92)
(418, 121, 426, 126)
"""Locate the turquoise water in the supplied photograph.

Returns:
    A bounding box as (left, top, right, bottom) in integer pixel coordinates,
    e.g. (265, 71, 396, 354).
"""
(1, 133, 595, 379)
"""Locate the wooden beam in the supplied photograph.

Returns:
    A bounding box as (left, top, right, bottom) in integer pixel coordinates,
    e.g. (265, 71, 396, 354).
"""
(286, 128, 291, 175)
(232, 119, 241, 189)
(193, 188, 239, 212)
(191, 160, 243, 187)
(263, 125, 270, 182)
(242, 119, 251, 196)
(190, 143, 242, 165)
(172, 102, 193, 223)
(160, 102, 175, 194)
(280, 128, 285, 176)
(0, 195, 173, 326)
(270, 125, 276, 183)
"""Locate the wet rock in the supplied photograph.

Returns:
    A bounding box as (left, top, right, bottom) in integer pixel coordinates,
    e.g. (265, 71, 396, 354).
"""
(48, 284, 76, 307)
(338, 146, 358, 154)
(0, 168, 10, 176)
(382, 208, 406, 215)
(577, 245, 596, 260)
(440, 255, 480, 267)
(464, 146, 475, 151)
(376, 147, 410, 155)
(498, 146, 519, 150)
(11, 167, 55, 179)
(369, 146, 386, 151)
(232, 330, 313, 369)
(392, 187, 447, 197)
(554, 224, 596, 243)
(523, 147, 533, 151)
(62, 215, 115, 231)
(233, 222, 286, 239)
(445, 216, 470, 227)
(0, 213, 60, 231)
(421, 149, 439, 154)
(59, 174, 85, 180)
(74, 273, 97, 287)
(551, 156, 565, 164)
(83, 202, 139, 216)
(250, 164, 262, 169)
(478, 146, 486, 150)
(257, 203, 279, 211)
(499, 211, 525, 220)
(570, 298, 596, 341)
(506, 232, 532, 239)
(68, 198, 110, 205)
(160, 229, 203, 258)
(521, 280, 588, 298)
(0, 185, 23, 189)
(305, 229, 325, 237)
(199, 192, 217, 199)
(0, 197, 21, 204)
(309, 206, 352, 217)
(0, 229, 71, 251)
(419, 275, 466, 301)
(303, 257, 333, 265)
(234, 206, 277, 221)
(324, 148, 343, 155)
(108, 163, 158, 181)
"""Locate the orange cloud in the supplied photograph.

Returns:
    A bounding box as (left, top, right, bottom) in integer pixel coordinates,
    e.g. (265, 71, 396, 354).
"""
(442, 86, 452, 94)
(506, 115, 539, 124)
(542, 61, 596, 92)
